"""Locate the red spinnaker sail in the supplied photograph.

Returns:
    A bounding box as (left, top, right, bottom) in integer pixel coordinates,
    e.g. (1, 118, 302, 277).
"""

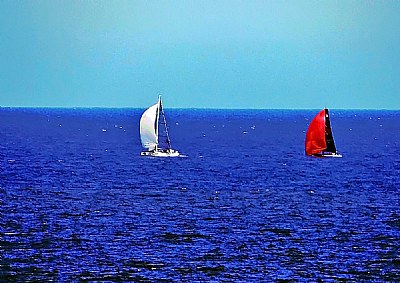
(305, 109, 326, 155)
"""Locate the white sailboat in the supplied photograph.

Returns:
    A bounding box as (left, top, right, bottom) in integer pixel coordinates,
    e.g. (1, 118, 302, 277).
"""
(140, 96, 180, 157)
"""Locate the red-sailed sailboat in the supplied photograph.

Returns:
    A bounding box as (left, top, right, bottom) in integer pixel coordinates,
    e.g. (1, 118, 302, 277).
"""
(305, 108, 342, 157)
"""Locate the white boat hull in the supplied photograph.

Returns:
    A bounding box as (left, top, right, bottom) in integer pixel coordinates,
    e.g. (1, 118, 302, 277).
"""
(313, 152, 342, 158)
(323, 153, 342, 158)
(141, 149, 180, 157)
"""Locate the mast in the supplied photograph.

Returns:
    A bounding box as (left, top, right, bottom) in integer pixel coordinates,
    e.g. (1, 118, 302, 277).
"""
(159, 97, 172, 149)
(155, 95, 161, 151)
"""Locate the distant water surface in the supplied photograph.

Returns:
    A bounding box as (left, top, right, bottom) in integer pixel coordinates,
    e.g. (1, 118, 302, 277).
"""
(1, 108, 400, 282)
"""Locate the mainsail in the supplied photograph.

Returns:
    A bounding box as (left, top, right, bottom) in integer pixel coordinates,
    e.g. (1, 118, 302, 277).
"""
(158, 99, 172, 150)
(324, 109, 337, 153)
(140, 103, 159, 150)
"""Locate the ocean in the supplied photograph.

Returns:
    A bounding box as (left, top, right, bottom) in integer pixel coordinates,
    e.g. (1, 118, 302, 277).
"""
(1, 108, 399, 282)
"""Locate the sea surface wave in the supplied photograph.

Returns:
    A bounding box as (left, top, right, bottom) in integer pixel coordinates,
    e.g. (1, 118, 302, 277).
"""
(1, 108, 400, 282)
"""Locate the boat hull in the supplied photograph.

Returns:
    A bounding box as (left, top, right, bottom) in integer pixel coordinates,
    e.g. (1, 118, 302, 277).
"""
(312, 152, 342, 158)
(140, 149, 180, 157)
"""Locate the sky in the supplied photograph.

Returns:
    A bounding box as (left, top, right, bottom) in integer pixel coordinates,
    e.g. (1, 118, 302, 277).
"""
(0, 0, 399, 109)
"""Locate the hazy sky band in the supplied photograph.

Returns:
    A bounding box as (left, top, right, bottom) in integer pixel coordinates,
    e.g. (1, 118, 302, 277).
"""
(1, 0, 399, 109)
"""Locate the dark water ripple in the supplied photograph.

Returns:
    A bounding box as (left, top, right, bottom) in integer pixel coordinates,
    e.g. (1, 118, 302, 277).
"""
(1, 108, 400, 282)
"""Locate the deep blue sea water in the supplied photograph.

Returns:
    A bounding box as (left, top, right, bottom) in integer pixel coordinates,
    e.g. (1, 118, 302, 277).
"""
(1, 108, 400, 282)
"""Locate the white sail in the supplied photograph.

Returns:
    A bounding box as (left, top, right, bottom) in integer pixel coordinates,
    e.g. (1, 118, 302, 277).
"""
(140, 103, 159, 150)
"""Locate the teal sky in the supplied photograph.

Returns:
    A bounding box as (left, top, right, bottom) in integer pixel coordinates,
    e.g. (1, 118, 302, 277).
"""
(1, 0, 399, 109)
